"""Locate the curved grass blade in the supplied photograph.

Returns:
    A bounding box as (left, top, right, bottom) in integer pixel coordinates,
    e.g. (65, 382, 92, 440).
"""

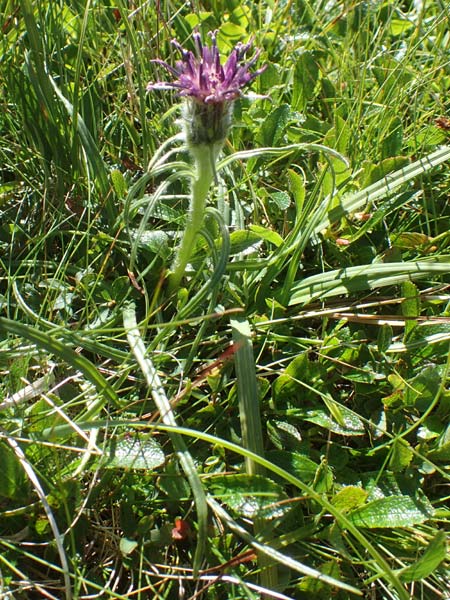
(0, 318, 119, 417)
(209, 497, 361, 596)
(49, 418, 410, 599)
(2, 431, 72, 600)
(217, 143, 348, 172)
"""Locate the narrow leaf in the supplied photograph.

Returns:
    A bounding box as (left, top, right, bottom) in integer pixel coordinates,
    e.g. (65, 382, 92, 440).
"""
(399, 531, 447, 583)
(288, 260, 450, 307)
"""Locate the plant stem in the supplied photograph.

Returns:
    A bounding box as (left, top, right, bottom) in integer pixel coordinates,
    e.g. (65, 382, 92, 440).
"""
(169, 145, 215, 291)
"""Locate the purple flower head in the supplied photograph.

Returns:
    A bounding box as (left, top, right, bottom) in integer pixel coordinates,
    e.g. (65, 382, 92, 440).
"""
(148, 30, 266, 105)
(148, 31, 265, 147)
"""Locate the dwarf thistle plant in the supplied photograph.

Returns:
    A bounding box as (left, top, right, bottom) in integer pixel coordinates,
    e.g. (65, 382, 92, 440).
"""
(148, 30, 265, 291)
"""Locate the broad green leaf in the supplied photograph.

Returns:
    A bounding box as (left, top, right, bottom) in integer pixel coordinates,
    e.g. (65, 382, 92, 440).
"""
(219, 22, 248, 43)
(391, 232, 431, 249)
(427, 424, 450, 461)
(389, 439, 413, 472)
(398, 531, 447, 583)
(366, 156, 410, 185)
(292, 51, 318, 111)
(404, 365, 441, 411)
(132, 230, 171, 257)
(110, 168, 127, 199)
(208, 474, 288, 518)
(259, 104, 290, 147)
(377, 324, 393, 353)
(120, 537, 138, 556)
(273, 352, 325, 406)
(304, 407, 365, 436)
(229, 229, 262, 254)
(266, 450, 318, 481)
(158, 461, 191, 500)
(267, 421, 303, 450)
(105, 435, 165, 470)
(332, 486, 368, 513)
(184, 11, 213, 29)
(390, 18, 414, 35)
(313, 460, 334, 493)
(347, 495, 433, 528)
(0, 442, 26, 499)
(269, 191, 291, 211)
(428, 442, 450, 462)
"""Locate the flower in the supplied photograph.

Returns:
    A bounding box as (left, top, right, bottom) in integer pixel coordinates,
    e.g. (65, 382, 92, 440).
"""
(148, 30, 265, 147)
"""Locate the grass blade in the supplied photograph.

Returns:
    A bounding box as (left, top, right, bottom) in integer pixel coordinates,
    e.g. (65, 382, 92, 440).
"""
(0, 318, 119, 415)
(314, 146, 450, 233)
(122, 302, 208, 575)
(288, 260, 450, 306)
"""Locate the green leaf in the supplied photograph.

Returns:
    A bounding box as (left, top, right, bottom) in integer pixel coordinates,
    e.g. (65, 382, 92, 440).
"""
(157, 460, 191, 500)
(367, 156, 410, 185)
(381, 117, 403, 158)
(229, 229, 262, 255)
(404, 365, 441, 411)
(398, 531, 447, 583)
(391, 232, 431, 249)
(389, 439, 414, 472)
(105, 435, 165, 470)
(297, 560, 342, 598)
(332, 486, 368, 513)
(288, 260, 450, 307)
(269, 191, 291, 211)
(184, 11, 213, 29)
(266, 450, 318, 481)
(377, 324, 393, 353)
(0, 442, 26, 499)
(208, 474, 287, 518)
(111, 168, 127, 199)
(267, 421, 303, 450)
(304, 406, 365, 436)
(249, 224, 284, 247)
(287, 168, 305, 213)
(120, 537, 138, 556)
(401, 280, 420, 338)
(292, 51, 318, 111)
(259, 104, 290, 147)
(390, 18, 414, 35)
(347, 495, 433, 528)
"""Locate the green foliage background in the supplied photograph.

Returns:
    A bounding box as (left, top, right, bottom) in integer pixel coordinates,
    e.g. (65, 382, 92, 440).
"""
(0, 1, 449, 598)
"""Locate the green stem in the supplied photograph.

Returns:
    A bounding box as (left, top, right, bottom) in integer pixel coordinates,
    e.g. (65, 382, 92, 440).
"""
(169, 145, 215, 291)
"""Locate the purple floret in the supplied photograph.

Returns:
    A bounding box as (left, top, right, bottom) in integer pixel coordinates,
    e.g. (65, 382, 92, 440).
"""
(148, 31, 265, 104)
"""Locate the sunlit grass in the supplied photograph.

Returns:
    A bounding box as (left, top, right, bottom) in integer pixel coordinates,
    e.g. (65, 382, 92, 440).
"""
(1, 1, 449, 598)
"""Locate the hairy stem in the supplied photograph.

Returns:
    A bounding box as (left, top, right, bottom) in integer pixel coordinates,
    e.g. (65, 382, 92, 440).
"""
(169, 145, 215, 291)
